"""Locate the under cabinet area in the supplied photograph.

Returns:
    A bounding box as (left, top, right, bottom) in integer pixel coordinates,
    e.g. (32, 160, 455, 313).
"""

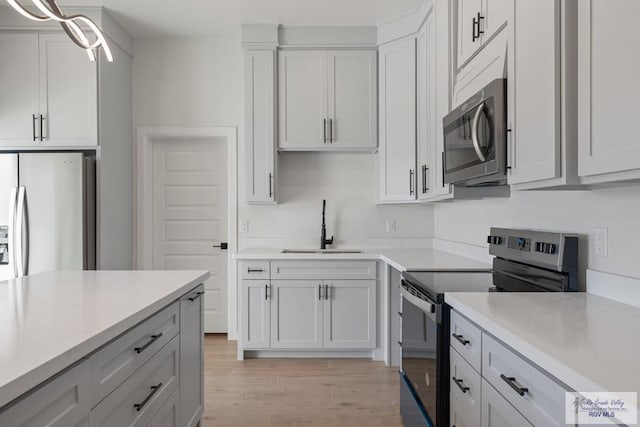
(0, 33, 97, 148)
(278, 49, 377, 151)
(239, 260, 377, 358)
(449, 308, 573, 427)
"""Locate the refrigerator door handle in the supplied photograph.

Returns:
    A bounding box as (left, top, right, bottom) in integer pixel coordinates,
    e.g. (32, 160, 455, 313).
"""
(15, 187, 28, 277)
(8, 187, 18, 278)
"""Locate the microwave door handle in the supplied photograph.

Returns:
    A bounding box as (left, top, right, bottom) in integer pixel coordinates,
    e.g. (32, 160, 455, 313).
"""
(15, 187, 27, 277)
(471, 102, 487, 162)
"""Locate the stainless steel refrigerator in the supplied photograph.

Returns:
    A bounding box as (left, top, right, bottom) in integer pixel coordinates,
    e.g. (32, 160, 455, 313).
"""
(0, 152, 95, 281)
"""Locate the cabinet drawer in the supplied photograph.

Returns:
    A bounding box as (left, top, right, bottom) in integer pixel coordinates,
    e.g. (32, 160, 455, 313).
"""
(0, 360, 90, 427)
(271, 261, 376, 279)
(481, 378, 532, 427)
(147, 389, 178, 427)
(89, 336, 179, 427)
(482, 334, 567, 426)
(239, 261, 270, 279)
(450, 310, 482, 372)
(450, 347, 481, 424)
(90, 302, 179, 408)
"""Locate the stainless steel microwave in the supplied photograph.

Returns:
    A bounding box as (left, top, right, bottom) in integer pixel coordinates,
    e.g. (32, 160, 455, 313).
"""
(443, 79, 507, 186)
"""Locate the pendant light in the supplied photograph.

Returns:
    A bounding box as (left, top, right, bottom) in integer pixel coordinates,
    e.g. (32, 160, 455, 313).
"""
(6, 0, 113, 62)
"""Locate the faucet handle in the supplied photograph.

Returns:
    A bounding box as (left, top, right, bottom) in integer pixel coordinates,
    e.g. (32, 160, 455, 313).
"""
(326, 236, 334, 245)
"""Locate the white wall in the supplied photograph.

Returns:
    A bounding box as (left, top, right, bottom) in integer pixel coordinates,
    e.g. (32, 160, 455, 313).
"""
(434, 187, 640, 282)
(132, 36, 434, 251)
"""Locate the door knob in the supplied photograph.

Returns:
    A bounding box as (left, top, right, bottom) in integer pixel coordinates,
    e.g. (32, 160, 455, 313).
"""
(212, 242, 228, 250)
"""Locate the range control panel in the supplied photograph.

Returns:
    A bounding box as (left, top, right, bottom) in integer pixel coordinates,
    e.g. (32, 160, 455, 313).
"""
(487, 227, 578, 272)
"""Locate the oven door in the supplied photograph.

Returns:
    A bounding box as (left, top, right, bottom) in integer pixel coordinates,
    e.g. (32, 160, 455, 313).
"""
(443, 79, 506, 186)
(400, 281, 439, 427)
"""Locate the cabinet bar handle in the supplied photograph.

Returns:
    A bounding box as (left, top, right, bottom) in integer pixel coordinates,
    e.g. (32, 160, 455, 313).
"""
(269, 172, 274, 198)
(442, 152, 446, 188)
(323, 118, 327, 143)
(188, 291, 204, 302)
(397, 341, 402, 348)
(318, 284, 322, 300)
(247, 268, 264, 273)
(324, 284, 329, 300)
(264, 284, 269, 300)
(477, 13, 485, 37)
(133, 383, 163, 412)
(134, 333, 163, 354)
(32, 114, 37, 141)
(409, 169, 415, 195)
(452, 377, 470, 393)
(329, 118, 333, 143)
(39, 114, 44, 142)
(452, 333, 470, 346)
(500, 374, 529, 396)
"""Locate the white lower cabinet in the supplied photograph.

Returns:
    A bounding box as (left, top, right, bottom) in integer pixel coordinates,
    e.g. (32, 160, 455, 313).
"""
(240, 261, 377, 354)
(450, 309, 572, 427)
(179, 286, 205, 427)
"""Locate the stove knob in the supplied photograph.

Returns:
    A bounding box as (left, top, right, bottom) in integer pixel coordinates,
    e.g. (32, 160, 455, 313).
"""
(546, 243, 557, 254)
(494, 236, 502, 245)
(535, 242, 543, 252)
(487, 235, 493, 244)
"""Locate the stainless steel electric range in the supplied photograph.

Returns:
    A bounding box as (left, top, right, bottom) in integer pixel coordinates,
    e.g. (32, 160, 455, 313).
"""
(399, 228, 579, 427)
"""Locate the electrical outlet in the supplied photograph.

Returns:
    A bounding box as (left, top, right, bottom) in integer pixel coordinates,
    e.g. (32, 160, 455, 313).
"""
(386, 220, 397, 233)
(240, 220, 249, 233)
(594, 227, 608, 257)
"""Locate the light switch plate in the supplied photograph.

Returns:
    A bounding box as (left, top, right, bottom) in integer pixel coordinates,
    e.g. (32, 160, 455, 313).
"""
(594, 227, 608, 257)
(386, 220, 396, 233)
(240, 220, 249, 233)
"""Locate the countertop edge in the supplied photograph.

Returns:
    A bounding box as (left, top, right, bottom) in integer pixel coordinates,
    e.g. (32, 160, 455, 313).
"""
(0, 270, 210, 409)
(444, 293, 605, 394)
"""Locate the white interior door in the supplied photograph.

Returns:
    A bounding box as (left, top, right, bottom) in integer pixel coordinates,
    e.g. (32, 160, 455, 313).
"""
(152, 139, 228, 333)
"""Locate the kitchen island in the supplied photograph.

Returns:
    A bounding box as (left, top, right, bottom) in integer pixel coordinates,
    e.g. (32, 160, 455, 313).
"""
(0, 270, 209, 427)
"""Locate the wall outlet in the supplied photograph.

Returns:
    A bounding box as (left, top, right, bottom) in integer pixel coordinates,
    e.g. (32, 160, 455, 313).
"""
(594, 227, 608, 257)
(386, 219, 397, 233)
(240, 220, 249, 233)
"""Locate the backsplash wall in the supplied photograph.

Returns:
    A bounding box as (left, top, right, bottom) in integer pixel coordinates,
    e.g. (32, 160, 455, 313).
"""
(434, 187, 640, 281)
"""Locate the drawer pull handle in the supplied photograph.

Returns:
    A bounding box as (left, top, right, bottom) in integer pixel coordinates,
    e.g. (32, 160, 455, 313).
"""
(452, 377, 470, 393)
(188, 291, 204, 302)
(500, 374, 529, 396)
(134, 382, 163, 412)
(247, 268, 264, 273)
(134, 333, 163, 354)
(452, 333, 470, 346)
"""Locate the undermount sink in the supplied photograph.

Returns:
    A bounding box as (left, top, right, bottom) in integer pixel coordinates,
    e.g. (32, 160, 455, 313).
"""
(281, 249, 363, 254)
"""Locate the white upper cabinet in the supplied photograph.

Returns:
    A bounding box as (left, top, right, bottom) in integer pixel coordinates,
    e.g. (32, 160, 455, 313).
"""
(456, 0, 510, 68)
(278, 49, 377, 151)
(378, 37, 417, 203)
(245, 49, 277, 204)
(0, 33, 97, 148)
(327, 50, 377, 150)
(578, 0, 640, 183)
(0, 34, 39, 145)
(417, 15, 437, 200)
(507, 0, 578, 189)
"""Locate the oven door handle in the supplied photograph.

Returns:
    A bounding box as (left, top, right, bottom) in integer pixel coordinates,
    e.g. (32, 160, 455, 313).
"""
(400, 282, 436, 314)
(471, 102, 487, 162)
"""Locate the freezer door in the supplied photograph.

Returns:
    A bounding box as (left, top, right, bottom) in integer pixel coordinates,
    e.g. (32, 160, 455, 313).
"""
(0, 154, 18, 281)
(19, 153, 84, 275)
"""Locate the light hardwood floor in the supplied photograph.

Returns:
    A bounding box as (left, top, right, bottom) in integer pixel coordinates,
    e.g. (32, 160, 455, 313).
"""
(203, 334, 404, 426)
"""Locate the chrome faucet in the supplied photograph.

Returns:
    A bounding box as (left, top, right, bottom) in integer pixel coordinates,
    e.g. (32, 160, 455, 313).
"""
(320, 199, 334, 250)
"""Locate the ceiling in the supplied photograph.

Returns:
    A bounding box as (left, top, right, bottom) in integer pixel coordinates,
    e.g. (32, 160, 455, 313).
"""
(55, 0, 423, 38)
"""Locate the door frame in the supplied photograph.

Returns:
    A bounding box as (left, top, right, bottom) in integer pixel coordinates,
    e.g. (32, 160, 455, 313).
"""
(136, 126, 238, 336)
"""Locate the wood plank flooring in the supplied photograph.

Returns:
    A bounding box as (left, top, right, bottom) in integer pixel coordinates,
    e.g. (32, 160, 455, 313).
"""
(203, 334, 404, 426)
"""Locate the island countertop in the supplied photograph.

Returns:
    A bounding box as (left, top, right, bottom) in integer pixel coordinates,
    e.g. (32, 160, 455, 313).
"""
(0, 270, 210, 409)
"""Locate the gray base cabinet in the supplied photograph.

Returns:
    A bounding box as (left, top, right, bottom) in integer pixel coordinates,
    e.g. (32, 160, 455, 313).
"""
(0, 285, 205, 427)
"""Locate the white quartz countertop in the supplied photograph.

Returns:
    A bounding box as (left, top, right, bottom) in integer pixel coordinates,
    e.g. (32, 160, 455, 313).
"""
(445, 292, 640, 397)
(0, 270, 210, 408)
(234, 248, 492, 272)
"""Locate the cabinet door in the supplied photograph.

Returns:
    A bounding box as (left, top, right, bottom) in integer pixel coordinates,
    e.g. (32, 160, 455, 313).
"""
(481, 379, 533, 427)
(417, 14, 436, 200)
(179, 286, 204, 427)
(39, 34, 97, 146)
(509, 0, 561, 185)
(147, 390, 179, 427)
(578, 0, 640, 178)
(271, 280, 323, 349)
(327, 50, 377, 150)
(245, 49, 276, 204)
(323, 280, 376, 349)
(278, 51, 328, 149)
(457, 0, 484, 67)
(378, 37, 417, 203)
(0, 361, 90, 427)
(0, 34, 39, 146)
(241, 280, 271, 349)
